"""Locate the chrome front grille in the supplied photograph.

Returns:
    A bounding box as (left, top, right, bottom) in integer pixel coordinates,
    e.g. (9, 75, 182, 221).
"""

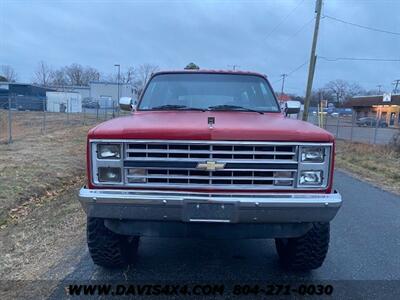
(126, 142, 297, 162)
(123, 140, 299, 190)
(127, 169, 296, 186)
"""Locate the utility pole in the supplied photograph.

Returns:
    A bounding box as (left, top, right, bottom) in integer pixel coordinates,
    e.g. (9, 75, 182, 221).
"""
(114, 64, 120, 117)
(376, 84, 382, 94)
(302, 0, 323, 121)
(280, 74, 287, 96)
(393, 79, 400, 94)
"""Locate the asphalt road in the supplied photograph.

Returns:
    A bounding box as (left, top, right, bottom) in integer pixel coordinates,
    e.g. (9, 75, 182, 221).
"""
(47, 170, 400, 298)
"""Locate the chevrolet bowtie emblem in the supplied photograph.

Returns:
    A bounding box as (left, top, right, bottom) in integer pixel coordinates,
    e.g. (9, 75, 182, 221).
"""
(196, 161, 225, 171)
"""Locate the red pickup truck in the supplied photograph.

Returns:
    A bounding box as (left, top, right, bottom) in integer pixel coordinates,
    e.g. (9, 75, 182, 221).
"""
(79, 70, 342, 270)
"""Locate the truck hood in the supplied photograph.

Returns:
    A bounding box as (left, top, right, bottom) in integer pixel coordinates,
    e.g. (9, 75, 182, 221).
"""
(89, 111, 333, 142)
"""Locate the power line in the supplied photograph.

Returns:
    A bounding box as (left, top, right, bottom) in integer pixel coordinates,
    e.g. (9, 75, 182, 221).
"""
(287, 60, 309, 76)
(270, 59, 308, 85)
(285, 17, 315, 42)
(319, 56, 400, 62)
(323, 14, 400, 36)
(265, 0, 306, 40)
(271, 78, 282, 84)
(281, 16, 315, 44)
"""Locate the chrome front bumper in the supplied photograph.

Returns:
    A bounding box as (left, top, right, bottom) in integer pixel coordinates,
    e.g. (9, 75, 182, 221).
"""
(78, 188, 342, 224)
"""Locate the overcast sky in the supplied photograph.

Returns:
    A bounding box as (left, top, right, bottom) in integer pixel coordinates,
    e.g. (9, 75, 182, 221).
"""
(1, 0, 399, 94)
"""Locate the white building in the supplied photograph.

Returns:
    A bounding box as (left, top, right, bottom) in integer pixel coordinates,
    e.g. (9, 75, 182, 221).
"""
(53, 85, 90, 100)
(46, 91, 82, 113)
(89, 81, 134, 108)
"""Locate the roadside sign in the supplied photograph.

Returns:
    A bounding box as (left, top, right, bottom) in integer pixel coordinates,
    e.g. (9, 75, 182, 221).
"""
(383, 93, 391, 102)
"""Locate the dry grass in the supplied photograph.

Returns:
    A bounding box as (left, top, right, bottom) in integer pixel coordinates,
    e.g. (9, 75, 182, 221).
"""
(0, 181, 86, 281)
(0, 123, 93, 282)
(0, 109, 99, 142)
(335, 139, 400, 195)
(0, 124, 92, 225)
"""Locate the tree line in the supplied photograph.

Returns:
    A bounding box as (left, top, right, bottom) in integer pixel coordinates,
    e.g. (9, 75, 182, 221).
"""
(0, 63, 385, 105)
(0, 62, 159, 96)
(282, 79, 384, 106)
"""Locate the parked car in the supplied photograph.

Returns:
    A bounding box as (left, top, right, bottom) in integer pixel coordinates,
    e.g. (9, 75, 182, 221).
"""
(356, 117, 388, 128)
(79, 70, 342, 271)
(82, 99, 100, 109)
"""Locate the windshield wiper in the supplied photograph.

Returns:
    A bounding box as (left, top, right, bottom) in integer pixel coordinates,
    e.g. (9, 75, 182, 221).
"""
(150, 104, 206, 111)
(208, 105, 264, 114)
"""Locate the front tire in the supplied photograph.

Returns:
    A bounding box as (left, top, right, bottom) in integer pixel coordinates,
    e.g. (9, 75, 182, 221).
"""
(87, 217, 139, 268)
(275, 222, 330, 271)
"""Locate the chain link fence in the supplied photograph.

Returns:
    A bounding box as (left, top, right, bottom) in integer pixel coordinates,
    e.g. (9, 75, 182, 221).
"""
(2, 96, 399, 146)
(0, 94, 124, 144)
(307, 112, 400, 145)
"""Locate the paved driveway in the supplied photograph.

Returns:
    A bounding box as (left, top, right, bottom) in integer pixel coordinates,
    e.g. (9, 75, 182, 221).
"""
(48, 170, 400, 298)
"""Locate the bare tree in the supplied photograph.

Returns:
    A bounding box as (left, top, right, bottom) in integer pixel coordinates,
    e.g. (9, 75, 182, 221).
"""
(82, 66, 101, 84)
(0, 65, 18, 82)
(124, 67, 136, 83)
(33, 61, 53, 86)
(64, 64, 101, 86)
(348, 82, 365, 98)
(137, 64, 159, 85)
(311, 88, 335, 106)
(107, 66, 137, 84)
(134, 64, 159, 96)
(324, 80, 365, 104)
(64, 63, 84, 85)
(324, 80, 349, 103)
(50, 69, 68, 86)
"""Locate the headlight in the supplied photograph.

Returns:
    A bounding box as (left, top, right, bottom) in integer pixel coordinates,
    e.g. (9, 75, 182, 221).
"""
(127, 168, 147, 183)
(98, 167, 122, 182)
(299, 171, 322, 185)
(97, 144, 121, 159)
(300, 147, 325, 162)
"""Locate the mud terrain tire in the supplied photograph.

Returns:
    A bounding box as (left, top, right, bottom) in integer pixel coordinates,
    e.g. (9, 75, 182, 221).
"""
(275, 222, 330, 271)
(87, 217, 139, 268)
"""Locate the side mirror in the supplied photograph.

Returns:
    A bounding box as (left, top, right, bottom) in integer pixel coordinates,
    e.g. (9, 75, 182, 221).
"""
(285, 100, 301, 115)
(119, 97, 136, 111)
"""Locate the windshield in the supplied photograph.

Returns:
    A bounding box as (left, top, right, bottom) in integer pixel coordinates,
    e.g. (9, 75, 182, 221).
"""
(138, 73, 280, 112)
